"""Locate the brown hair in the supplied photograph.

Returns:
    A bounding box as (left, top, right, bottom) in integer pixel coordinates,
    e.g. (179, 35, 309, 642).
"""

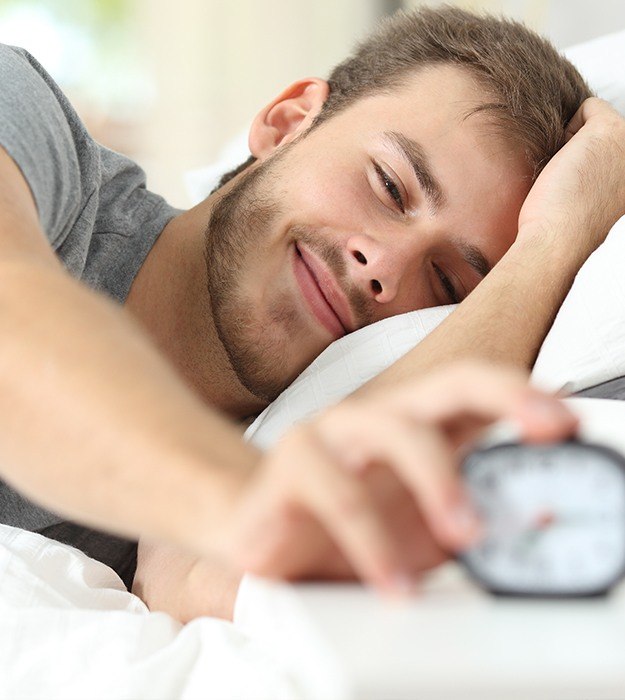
(216, 5, 591, 189)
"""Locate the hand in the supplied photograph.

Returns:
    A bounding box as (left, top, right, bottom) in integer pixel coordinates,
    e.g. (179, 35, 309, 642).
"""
(518, 97, 625, 259)
(212, 363, 577, 594)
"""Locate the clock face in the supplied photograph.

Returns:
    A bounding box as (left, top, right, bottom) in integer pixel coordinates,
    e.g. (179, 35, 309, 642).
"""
(461, 441, 625, 596)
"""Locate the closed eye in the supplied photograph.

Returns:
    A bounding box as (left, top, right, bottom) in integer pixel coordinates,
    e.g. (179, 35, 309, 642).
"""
(373, 162, 405, 213)
(432, 263, 460, 304)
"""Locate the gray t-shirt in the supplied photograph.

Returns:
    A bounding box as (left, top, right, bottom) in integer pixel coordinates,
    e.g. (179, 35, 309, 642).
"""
(0, 44, 180, 588)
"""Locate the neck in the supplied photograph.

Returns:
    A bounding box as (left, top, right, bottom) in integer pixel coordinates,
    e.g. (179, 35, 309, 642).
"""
(125, 196, 267, 420)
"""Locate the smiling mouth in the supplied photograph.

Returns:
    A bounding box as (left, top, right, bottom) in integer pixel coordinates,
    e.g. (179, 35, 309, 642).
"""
(292, 244, 347, 339)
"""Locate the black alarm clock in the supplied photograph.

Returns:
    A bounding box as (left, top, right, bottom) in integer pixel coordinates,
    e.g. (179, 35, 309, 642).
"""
(459, 439, 625, 597)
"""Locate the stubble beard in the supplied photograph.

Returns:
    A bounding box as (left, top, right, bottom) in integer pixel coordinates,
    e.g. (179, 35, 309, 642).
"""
(204, 147, 308, 403)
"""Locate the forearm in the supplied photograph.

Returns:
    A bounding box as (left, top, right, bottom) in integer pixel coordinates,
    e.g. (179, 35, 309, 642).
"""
(0, 259, 258, 552)
(362, 229, 585, 392)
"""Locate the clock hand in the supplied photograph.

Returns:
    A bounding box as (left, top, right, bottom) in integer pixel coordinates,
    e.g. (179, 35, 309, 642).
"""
(512, 510, 555, 556)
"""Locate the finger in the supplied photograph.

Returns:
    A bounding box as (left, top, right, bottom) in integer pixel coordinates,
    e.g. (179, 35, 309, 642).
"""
(392, 426, 481, 552)
(564, 100, 588, 141)
(296, 431, 412, 595)
(335, 414, 481, 553)
(375, 362, 577, 442)
(442, 414, 491, 448)
(565, 96, 619, 141)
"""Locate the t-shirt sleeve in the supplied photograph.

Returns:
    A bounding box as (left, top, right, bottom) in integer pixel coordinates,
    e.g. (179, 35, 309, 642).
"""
(0, 44, 96, 248)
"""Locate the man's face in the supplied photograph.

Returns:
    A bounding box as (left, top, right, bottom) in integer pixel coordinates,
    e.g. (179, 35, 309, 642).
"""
(206, 65, 532, 402)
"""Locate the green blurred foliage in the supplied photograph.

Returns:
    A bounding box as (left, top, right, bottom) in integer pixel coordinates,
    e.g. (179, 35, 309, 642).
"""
(0, 0, 133, 27)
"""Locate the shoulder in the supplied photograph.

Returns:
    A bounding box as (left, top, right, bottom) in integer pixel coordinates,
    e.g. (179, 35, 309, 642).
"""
(0, 43, 100, 247)
(0, 43, 53, 90)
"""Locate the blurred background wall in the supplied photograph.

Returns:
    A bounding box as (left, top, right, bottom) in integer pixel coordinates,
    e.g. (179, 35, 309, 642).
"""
(0, 0, 623, 206)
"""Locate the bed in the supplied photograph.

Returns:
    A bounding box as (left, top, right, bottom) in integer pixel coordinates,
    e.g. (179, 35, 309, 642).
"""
(3, 29, 625, 700)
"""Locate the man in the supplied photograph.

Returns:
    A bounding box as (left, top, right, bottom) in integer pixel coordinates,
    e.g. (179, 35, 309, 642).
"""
(0, 6, 623, 622)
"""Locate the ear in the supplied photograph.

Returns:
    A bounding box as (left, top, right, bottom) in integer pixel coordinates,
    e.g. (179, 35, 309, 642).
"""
(248, 78, 329, 160)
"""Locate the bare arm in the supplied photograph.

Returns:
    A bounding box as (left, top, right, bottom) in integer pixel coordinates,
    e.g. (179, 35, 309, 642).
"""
(0, 146, 259, 553)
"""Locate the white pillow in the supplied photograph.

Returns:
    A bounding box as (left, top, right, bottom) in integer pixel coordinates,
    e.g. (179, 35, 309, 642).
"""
(185, 131, 251, 204)
(563, 30, 625, 117)
(186, 31, 625, 450)
(532, 216, 625, 392)
(244, 305, 454, 449)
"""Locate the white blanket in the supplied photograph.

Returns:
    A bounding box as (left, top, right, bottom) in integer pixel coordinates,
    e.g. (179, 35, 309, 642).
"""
(0, 525, 313, 700)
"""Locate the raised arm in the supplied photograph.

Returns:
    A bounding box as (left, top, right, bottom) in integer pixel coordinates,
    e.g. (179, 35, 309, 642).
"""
(362, 98, 625, 391)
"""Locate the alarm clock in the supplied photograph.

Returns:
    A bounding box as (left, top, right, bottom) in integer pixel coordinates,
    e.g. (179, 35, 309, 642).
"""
(459, 439, 625, 597)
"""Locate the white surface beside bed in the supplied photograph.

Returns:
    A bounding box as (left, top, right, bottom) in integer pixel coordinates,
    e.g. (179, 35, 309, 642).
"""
(239, 398, 625, 700)
(237, 564, 625, 700)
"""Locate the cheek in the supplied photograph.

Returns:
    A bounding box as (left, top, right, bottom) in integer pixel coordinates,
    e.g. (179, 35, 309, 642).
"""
(286, 162, 370, 230)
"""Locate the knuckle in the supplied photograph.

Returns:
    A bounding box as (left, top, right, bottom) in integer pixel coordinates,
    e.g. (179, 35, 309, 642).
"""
(587, 96, 611, 115)
(321, 400, 377, 434)
(244, 550, 282, 577)
(333, 485, 368, 519)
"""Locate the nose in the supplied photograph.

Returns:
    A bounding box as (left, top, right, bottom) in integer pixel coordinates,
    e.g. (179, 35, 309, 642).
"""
(346, 233, 411, 304)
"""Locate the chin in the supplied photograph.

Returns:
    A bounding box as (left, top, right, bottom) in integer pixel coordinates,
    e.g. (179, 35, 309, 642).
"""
(219, 315, 319, 403)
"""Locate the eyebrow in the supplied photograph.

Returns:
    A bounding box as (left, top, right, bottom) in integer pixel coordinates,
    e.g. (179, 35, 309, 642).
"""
(456, 239, 492, 279)
(383, 130, 445, 213)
